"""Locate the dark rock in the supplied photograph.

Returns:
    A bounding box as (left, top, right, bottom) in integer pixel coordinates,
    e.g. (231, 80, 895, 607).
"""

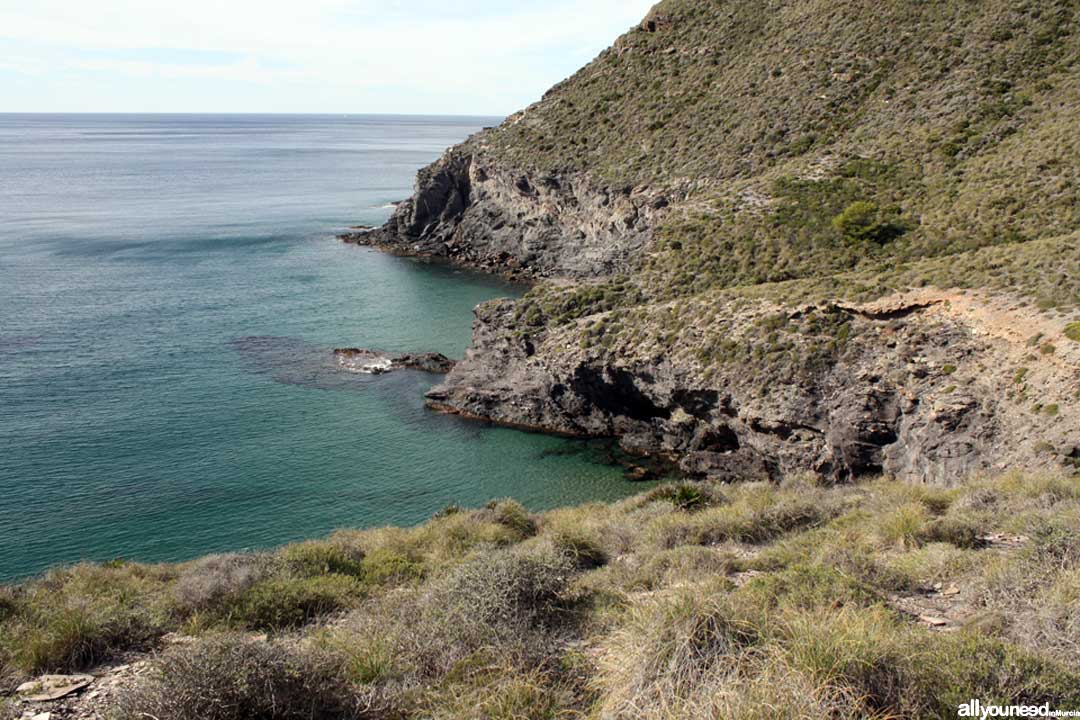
(334, 348, 455, 375)
(355, 147, 671, 279)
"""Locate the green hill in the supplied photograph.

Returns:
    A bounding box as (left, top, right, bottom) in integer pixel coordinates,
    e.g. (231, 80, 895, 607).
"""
(359, 0, 1080, 489)
(489, 0, 1080, 305)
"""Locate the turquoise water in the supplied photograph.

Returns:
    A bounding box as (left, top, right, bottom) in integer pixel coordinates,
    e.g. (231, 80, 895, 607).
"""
(0, 114, 652, 581)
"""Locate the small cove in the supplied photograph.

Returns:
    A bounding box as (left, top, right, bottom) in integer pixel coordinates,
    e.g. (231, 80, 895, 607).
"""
(0, 114, 659, 581)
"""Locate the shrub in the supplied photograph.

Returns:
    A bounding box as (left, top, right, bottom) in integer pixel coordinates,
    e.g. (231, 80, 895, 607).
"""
(430, 669, 573, 720)
(225, 575, 363, 630)
(646, 492, 835, 549)
(481, 499, 539, 539)
(551, 530, 608, 569)
(360, 546, 424, 587)
(173, 553, 272, 612)
(0, 565, 172, 675)
(879, 502, 929, 549)
(831, 201, 905, 243)
(737, 564, 878, 612)
(594, 585, 757, 717)
(0, 587, 17, 624)
(1066, 322, 1080, 342)
(374, 547, 577, 681)
(629, 546, 737, 591)
(437, 549, 574, 631)
(281, 542, 365, 578)
(921, 517, 983, 549)
(111, 635, 370, 720)
(645, 482, 720, 511)
(885, 543, 977, 589)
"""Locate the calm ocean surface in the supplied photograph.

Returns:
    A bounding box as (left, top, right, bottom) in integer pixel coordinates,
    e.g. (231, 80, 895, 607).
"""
(0, 114, 653, 581)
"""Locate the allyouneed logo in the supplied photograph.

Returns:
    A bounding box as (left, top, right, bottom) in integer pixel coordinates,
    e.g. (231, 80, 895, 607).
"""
(958, 700, 1080, 718)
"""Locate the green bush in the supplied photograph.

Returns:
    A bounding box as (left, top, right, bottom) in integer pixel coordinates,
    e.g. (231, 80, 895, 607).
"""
(1065, 322, 1080, 342)
(0, 565, 174, 676)
(831, 201, 909, 245)
(360, 547, 424, 588)
(483, 499, 539, 539)
(921, 517, 983, 549)
(281, 542, 365, 578)
(226, 575, 362, 630)
(645, 482, 719, 511)
(551, 530, 608, 569)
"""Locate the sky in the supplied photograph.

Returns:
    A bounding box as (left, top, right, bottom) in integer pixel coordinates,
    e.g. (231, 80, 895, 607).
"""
(0, 0, 657, 115)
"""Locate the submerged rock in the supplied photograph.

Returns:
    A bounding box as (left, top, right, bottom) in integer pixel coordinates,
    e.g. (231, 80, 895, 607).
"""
(334, 348, 456, 375)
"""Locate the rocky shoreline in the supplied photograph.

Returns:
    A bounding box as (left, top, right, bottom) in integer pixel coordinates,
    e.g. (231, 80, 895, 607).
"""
(339, 145, 670, 281)
(342, 154, 1078, 487)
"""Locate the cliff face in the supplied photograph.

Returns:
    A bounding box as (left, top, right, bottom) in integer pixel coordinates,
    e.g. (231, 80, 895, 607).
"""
(424, 290, 1080, 487)
(351, 0, 1080, 485)
(351, 146, 669, 279)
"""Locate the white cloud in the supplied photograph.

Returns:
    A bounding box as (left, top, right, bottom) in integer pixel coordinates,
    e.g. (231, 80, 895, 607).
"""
(0, 0, 656, 113)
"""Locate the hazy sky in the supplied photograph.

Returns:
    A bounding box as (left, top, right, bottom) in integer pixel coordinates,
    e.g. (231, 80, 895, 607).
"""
(0, 0, 656, 115)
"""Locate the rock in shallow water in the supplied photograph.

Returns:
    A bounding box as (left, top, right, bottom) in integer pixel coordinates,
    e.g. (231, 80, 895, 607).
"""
(334, 348, 456, 375)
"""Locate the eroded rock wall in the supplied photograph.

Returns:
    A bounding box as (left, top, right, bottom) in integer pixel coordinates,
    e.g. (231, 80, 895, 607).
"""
(424, 297, 1072, 487)
(346, 145, 667, 279)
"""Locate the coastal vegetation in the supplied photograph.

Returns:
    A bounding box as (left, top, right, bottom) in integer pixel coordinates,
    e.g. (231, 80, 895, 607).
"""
(4, 473, 1080, 718)
(478, 0, 1080, 331)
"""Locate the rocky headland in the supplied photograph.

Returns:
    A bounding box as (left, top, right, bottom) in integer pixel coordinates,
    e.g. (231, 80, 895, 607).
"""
(346, 0, 1080, 487)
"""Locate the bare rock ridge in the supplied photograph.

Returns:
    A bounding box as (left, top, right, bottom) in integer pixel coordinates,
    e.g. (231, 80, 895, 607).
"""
(342, 0, 1080, 486)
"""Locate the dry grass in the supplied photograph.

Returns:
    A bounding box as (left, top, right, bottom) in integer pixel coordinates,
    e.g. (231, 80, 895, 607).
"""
(4, 473, 1080, 718)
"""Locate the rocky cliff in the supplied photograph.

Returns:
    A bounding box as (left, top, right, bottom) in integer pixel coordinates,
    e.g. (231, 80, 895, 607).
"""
(346, 145, 670, 279)
(349, 0, 1080, 485)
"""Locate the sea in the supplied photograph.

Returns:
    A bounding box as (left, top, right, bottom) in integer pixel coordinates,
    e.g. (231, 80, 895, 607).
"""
(0, 114, 655, 581)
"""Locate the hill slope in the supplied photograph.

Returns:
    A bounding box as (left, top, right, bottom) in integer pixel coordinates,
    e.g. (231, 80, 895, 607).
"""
(349, 0, 1080, 485)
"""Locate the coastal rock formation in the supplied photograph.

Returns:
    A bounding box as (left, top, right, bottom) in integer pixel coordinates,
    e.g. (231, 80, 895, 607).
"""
(342, 147, 669, 279)
(334, 348, 455, 375)
(424, 292, 1078, 487)
(348, 0, 1080, 486)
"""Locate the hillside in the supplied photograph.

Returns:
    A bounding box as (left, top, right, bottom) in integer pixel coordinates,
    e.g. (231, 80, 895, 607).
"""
(4, 474, 1080, 719)
(351, 0, 1080, 486)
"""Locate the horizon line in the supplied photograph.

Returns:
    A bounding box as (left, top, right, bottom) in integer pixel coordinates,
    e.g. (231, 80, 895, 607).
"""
(0, 111, 507, 118)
